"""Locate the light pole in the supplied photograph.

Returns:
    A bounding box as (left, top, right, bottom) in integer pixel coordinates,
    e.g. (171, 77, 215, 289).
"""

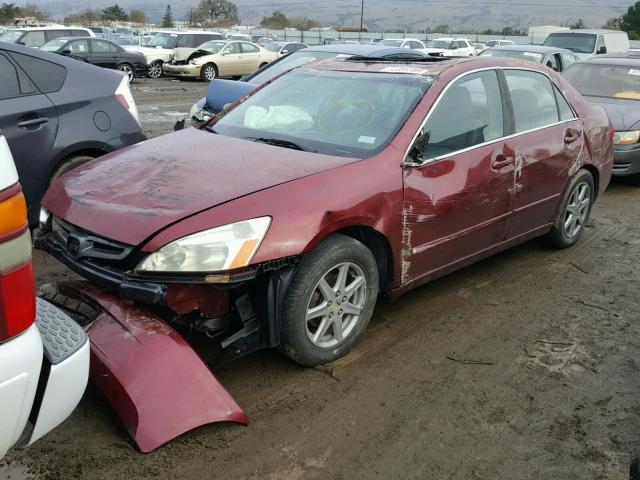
(359, 0, 364, 32)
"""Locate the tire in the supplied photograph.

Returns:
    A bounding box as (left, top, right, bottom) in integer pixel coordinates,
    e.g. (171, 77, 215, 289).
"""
(117, 63, 135, 83)
(49, 155, 95, 185)
(545, 169, 595, 249)
(147, 61, 163, 79)
(200, 63, 218, 82)
(279, 234, 379, 366)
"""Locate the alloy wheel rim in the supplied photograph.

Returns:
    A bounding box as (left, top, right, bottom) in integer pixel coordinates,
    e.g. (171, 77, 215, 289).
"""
(305, 262, 367, 349)
(205, 66, 216, 80)
(149, 63, 161, 78)
(563, 181, 590, 238)
(120, 65, 133, 82)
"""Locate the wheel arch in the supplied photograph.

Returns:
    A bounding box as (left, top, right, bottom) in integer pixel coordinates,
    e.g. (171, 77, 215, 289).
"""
(580, 163, 600, 200)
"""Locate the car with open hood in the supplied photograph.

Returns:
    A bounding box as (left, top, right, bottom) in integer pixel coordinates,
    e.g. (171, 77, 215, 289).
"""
(563, 57, 640, 183)
(38, 54, 614, 372)
(163, 39, 279, 81)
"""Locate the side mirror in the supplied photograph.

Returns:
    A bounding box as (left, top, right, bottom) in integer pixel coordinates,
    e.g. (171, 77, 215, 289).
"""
(61, 49, 71, 55)
(597, 46, 607, 55)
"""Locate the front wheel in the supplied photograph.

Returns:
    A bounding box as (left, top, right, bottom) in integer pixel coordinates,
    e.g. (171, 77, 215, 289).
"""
(279, 234, 379, 366)
(117, 63, 135, 83)
(200, 63, 217, 81)
(49, 155, 95, 185)
(147, 61, 163, 79)
(545, 169, 595, 248)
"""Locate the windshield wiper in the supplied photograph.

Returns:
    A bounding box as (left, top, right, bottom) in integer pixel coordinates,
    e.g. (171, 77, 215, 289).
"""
(246, 137, 308, 151)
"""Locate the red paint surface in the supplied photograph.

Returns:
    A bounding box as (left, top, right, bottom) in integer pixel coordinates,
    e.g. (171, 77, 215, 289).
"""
(69, 282, 247, 452)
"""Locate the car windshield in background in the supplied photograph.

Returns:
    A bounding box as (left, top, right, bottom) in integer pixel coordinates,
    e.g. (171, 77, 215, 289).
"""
(146, 33, 179, 48)
(0, 30, 22, 42)
(563, 63, 640, 100)
(197, 40, 226, 53)
(248, 50, 338, 84)
(431, 40, 454, 49)
(40, 38, 68, 51)
(544, 33, 595, 53)
(381, 39, 404, 47)
(214, 68, 432, 158)
(114, 36, 139, 45)
(479, 49, 544, 62)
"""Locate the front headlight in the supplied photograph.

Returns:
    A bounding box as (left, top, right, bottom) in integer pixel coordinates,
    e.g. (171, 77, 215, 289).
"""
(614, 130, 640, 145)
(137, 217, 271, 273)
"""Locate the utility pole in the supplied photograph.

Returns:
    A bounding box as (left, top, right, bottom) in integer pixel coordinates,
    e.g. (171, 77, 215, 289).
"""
(359, 0, 364, 32)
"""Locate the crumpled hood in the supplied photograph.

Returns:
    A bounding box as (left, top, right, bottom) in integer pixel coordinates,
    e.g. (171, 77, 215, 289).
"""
(42, 128, 356, 246)
(584, 96, 640, 131)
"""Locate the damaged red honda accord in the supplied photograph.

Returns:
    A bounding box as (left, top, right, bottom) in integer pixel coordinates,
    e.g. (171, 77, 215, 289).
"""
(37, 56, 613, 367)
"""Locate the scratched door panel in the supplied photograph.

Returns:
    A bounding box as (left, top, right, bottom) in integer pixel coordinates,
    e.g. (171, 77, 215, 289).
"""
(401, 142, 513, 284)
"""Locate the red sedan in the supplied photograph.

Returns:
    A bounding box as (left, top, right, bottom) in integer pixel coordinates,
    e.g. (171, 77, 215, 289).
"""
(37, 56, 613, 369)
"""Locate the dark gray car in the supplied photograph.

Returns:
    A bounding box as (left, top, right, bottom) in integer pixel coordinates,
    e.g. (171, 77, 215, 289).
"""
(0, 41, 145, 224)
(564, 58, 640, 183)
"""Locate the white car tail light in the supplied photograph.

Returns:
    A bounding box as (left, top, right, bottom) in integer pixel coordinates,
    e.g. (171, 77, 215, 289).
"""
(115, 76, 140, 125)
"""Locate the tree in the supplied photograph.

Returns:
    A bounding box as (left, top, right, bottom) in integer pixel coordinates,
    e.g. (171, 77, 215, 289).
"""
(434, 24, 449, 33)
(161, 4, 174, 27)
(290, 17, 320, 30)
(621, 1, 640, 38)
(101, 4, 128, 21)
(0, 3, 21, 24)
(198, 0, 239, 26)
(129, 8, 146, 24)
(260, 10, 289, 29)
(18, 3, 47, 20)
(64, 9, 100, 25)
(570, 18, 586, 29)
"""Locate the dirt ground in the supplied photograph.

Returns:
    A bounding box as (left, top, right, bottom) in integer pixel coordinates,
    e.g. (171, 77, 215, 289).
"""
(2, 77, 640, 480)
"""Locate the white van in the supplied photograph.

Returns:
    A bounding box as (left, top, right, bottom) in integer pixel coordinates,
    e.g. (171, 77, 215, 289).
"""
(543, 29, 629, 59)
(0, 26, 95, 48)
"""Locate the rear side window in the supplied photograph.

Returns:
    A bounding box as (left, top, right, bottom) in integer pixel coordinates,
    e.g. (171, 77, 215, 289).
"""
(44, 30, 66, 42)
(69, 30, 88, 37)
(504, 70, 559, 133)
(20, 31, 46, 47)
(92, 40, 111, 53)
(0, 54, 20, 99)
(421, 70, 504, 159)
(241, 42, 259, 53)
(9, 52, 67, 93)
(554, 85, 575, 121)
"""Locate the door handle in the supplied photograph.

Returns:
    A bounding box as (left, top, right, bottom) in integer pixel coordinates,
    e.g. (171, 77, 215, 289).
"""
(17, 117, 49, 128)
(491, 153, 513, 169)
(564, 130, 582, 144)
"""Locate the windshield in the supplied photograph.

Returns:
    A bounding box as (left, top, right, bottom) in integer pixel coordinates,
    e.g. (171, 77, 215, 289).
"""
(214, 68, 432, 158)
(197, 40, 226, 53)
(543, 33, 596, 54)
(563, 63, 640, 100)
(479, 49, 544, 62)
(431, 40, 454, 49)
(0, 30, 23, 43)
(40, 38, 68, 51)
(247, 50, 338, 84)
(114, 36, 139, 45)
(381, 39, 404, 47)
(146, 32, 179, 48)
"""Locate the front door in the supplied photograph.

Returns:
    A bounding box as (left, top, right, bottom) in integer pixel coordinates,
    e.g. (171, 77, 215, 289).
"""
(401, 70, 514, 284)
(501, 69, 583, 239)
(217, 42, 243, 76)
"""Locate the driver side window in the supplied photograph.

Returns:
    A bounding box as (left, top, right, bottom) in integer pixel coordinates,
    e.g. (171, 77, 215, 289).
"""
(418, 70, 504, 160)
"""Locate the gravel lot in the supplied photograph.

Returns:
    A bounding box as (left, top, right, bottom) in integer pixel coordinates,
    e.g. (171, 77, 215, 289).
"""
(2, 76, 640, 480)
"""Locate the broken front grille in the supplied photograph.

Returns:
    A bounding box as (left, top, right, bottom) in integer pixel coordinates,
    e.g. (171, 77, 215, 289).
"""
(52, 216, 134, 262)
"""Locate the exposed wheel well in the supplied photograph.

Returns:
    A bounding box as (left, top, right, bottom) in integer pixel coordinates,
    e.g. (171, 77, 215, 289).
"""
(335, 226, 394, 291)
(51, 149, 105, 178)
(581, 164, 600, 200)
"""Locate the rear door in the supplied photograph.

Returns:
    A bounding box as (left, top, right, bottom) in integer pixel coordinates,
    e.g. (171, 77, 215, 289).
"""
(90, 39, 117, 69)
(240, 42, 262, 74)
(501, 69, 583, 238)
(401, 70, 514, 281)
(0, 51, 59, 217)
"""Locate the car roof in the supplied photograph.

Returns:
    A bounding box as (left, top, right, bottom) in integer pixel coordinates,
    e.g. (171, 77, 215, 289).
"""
(8, 26, 90, 31)
(487, 45, 574, 54)
(579, 57, 640, 66)
(304, 44, 427, 56)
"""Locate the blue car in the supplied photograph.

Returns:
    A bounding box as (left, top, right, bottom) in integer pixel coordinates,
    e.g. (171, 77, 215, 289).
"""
(187, 44, 429, 124)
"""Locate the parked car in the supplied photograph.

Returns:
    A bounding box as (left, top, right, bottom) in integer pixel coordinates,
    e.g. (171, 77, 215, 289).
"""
(479, 45, 579, 72)
(112, 34, 141, 47)
(485, 39, 515, 48)
(127, 31, 224, 78)
(188, 44, 430, 124)
(0, 133, 89, 460)
(163, 40, 279, 81)
(381, 38, 426, 49)
(424, 38, 475, 56)
(563, 57, 640, 183)
(263, 41, 308, 57)
(543, 29, 630, 59)
(37, 56, 613, 375)
(472, 42, 486, 55)
(89, 26, 112, 38)
(0, 27, 95, 48)
(0, 41, 145, 225)
(40, 37, 147, 82)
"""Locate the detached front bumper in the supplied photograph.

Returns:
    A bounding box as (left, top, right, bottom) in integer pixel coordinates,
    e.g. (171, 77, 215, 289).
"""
(163, 63, 201, 77)
(613, 144, 640, 176)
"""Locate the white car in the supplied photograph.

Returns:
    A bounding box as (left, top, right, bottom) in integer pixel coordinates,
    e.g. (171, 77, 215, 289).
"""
(0, 134, 89, 460)
(485, 39, 515, 48)
(424, 38, 475, 56)
(126, 31, 224, 78)
(380, 38, 426, 50)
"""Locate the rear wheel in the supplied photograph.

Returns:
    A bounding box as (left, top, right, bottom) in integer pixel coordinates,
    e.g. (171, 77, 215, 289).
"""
(49, 155, 95, 185)
(147, 61, 163, 79)
(117, 63, 135, 83)
(545, 169, 594, 248)
(279, 234, 379, 366)
(200, 63, 218, 81)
